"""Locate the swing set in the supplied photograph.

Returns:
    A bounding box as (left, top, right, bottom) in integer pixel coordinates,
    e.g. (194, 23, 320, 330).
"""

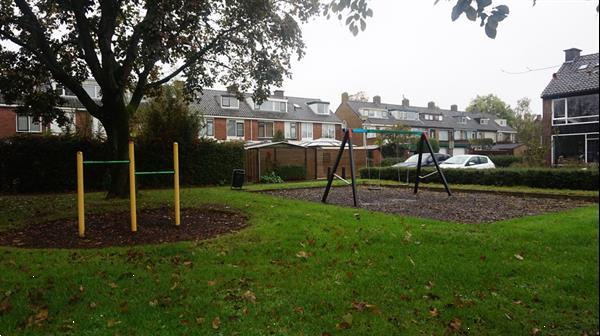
(322, 128, 451, 207)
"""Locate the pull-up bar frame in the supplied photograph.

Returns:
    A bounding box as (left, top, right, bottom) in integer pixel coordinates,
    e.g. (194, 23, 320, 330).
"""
(321, 128, 451, 207)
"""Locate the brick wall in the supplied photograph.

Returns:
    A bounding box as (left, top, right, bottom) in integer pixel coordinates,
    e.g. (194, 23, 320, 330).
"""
(313, 123, 322, 139)
(0, 107, 16, 138)
(335, 102, 364, 145)
(214, 118, 227, 140)
(541, 98, 552, 166)
(274, 121, 284, 138)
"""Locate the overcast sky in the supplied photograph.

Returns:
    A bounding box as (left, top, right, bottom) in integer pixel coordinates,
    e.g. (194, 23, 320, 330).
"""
(279, 0, 599, 115)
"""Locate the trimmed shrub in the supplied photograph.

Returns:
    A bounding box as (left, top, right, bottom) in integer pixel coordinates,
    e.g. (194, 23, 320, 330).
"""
(260, 172, 283, 184)
(381, 157, 405, 167)
(489, 155, 522, 168)
(359, 166, 599, 190)
(274, 165, 306, 181)
(0, 135, 245, 193)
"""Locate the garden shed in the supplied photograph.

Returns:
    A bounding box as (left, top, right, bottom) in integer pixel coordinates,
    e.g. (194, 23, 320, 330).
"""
(245, 139, 380, 182)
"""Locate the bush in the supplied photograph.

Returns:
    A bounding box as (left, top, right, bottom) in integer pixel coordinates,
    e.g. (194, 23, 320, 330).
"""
(0, 135, 245, 193)
(260, 172, 283, 184)
(359, 166, 599, 190)
(489, 155, 522, 168)
(381, 157, 405, 167)
(274, 165, 306, 181)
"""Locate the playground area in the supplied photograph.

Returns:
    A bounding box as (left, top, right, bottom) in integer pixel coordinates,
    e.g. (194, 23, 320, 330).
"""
(262, 185, 594, 223)
(0, 206, 247, 248)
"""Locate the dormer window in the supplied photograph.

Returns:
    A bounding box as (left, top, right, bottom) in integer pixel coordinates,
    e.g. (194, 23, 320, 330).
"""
(480, 118, 489, 125)
(221, 96, 239, 109)
(307, 101, 330, 115)
(254, 99, 287, 112)
(359, 108, 388, 119)
(496, 119, 507, 126)
(458, 117, 468, 124)
(390, 110, 419, 121)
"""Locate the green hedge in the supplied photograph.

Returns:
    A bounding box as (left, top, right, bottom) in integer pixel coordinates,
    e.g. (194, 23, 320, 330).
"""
(489, 155, 522, 168)
(0, 135, 245, 193)
(273, 165, 306, 181)
(359, 166, 599, 190)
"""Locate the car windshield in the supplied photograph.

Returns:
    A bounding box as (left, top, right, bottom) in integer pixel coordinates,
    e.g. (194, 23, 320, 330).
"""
(403, 153, 431, 163)
(443, 155, 469, 164)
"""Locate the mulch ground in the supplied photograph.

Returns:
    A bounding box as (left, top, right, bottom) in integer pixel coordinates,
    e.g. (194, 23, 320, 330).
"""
(0, 207, 247, 249)
(262, 186, 594, 224)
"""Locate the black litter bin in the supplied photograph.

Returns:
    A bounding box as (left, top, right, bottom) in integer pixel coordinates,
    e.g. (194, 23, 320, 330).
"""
(231, 169, 245, 189)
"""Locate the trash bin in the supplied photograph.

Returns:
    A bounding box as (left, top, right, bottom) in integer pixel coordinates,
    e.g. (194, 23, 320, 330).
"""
(231, 169, 245, 189)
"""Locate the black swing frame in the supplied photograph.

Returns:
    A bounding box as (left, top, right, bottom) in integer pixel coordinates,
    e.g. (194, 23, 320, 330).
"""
(321, 128, 452, 207)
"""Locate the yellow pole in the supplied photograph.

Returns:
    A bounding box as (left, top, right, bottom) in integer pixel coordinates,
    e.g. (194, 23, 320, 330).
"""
(129, 141, 137, 232)
(173, 142, 180, 226)
(76, 151, 85, 237)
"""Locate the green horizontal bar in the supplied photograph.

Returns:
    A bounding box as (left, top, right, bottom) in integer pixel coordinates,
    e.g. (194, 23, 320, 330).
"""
(135, 170, 174, 175)
(83, 160, 130, 164)
(352, 128, 423, 135)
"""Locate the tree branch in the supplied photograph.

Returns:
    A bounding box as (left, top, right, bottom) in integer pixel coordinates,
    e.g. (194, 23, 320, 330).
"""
(69, 0, 104, 84)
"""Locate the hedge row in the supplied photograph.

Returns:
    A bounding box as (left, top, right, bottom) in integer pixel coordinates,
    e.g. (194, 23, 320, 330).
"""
(0, 135, 245, 193)
(359, 166, 599, 190)
(488, 155, 522, 168)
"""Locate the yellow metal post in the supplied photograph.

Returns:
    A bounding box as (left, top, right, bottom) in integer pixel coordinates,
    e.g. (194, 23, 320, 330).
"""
(76, 151, 85, 237)
(173, 142, 180, 226)
(129, 141, 137, 232)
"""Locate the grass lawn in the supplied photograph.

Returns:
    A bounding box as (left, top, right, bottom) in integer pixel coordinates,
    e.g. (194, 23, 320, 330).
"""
(0, 185, 598, 335)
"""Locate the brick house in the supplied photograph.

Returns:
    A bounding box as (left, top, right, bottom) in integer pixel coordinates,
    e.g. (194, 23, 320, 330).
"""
(334, 93, 516, 156)
(193, 89, 343, 142)
(0, 79, 104, 138)
(541, 48, 599, 166)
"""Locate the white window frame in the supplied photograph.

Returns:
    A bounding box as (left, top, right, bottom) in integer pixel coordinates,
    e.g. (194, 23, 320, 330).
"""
(200, 118, 214, 138)
(16, 115, 42, 133)
(301, 122, 313, 140)
(257, 121, 274, 139)
(255, 99, 287, 112)
(227, 119, 245, 140)
(284, 122, 297, 139)
(551, 132, 600, 165)
(308, 102, 330, 115)
(221, 96, 239, 109)
(322, 124, 336, 139)
(438, 130, 449, 141)
(480, 119, 489, 125)
(552, 95, 599, 126)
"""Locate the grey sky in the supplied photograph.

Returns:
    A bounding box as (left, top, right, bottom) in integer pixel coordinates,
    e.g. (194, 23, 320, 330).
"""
(280, 0, 599, 115)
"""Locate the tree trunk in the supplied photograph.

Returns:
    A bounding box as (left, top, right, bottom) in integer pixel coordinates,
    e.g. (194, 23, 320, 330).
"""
(103, 101, 131, 198)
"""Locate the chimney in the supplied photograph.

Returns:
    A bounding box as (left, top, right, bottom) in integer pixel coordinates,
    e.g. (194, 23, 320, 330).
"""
(402, 98, 410, 107)
(373, 95, 381, 104)
(427, 101, 436, 109)
(273, 89, 285, 98)
(450, 104, 458, 111)
(342, 92, 349, 103)
(564, 48, 582, 62)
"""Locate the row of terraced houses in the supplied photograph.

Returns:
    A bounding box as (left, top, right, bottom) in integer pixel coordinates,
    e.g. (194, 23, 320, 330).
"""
(1, 48, 598, 165)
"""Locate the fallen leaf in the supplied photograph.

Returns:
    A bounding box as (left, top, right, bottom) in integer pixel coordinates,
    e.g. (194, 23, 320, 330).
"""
(242, 290, 256, 303)
(294, 306, 304, 314)
(35, 307, 49, 324)
(531, 327, 541, 335)
(212, 316, 220, 329)
(79, 285, 85, 292)
(109, 282, 118, 289)
(514, 254, 524, 261)
(148, 299, 158, 307)
(107, 319, 121, 327)
(429, 307, 439, 317)
(0, 298, 12, 314)
(447, 318, 461, 332)
(480, 255, 487, 261)
(89, 302, 97, 309)
(513, 300, 523, 305)
(207, 280, 217, 286)
(195, 316, 205, 325)
(119, 301, 129, 313)
(296, 251, 308, 259)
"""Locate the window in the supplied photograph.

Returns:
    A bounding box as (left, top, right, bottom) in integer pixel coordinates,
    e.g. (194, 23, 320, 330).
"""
(553, 94, 599, 125)
(200, 119, 214, 137)
(438, 130, 449, 141)
(258, 121, 274, 138)
(391, 110, 419, 121)
(458, 117, 468, 124)
(83, 84, 100, 98)
(255, 100, 287, 112)
(359, 108, 388, 119)
(479, 156, 488, 164)
(284, 122, 297, 139)
(227, 120, 244, 138)
(480, 119, 489, 125)
(16, 115, 42, 133)
(424, 114, 433, 121)
(221, 96, 239, 109)
(308, 102, 330, 115)
(57, 85, 75, 96)
(429, 129, 435, 139)
(301, 123, 313, 140)
(496, 119, 507, 126)
(322, 124, 336, 139)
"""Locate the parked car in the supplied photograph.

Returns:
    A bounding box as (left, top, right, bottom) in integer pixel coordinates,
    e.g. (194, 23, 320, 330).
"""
(392, 153, 451, 168)
(439, 155, 496, 169)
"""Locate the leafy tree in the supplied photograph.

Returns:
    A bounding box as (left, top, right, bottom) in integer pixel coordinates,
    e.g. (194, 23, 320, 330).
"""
(0, 0, 516, 195)
(513, 97, 545, 165)
(137, 82, 201, 145)
(466, 94, 515, 126)
(349, 91, 370, 102)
